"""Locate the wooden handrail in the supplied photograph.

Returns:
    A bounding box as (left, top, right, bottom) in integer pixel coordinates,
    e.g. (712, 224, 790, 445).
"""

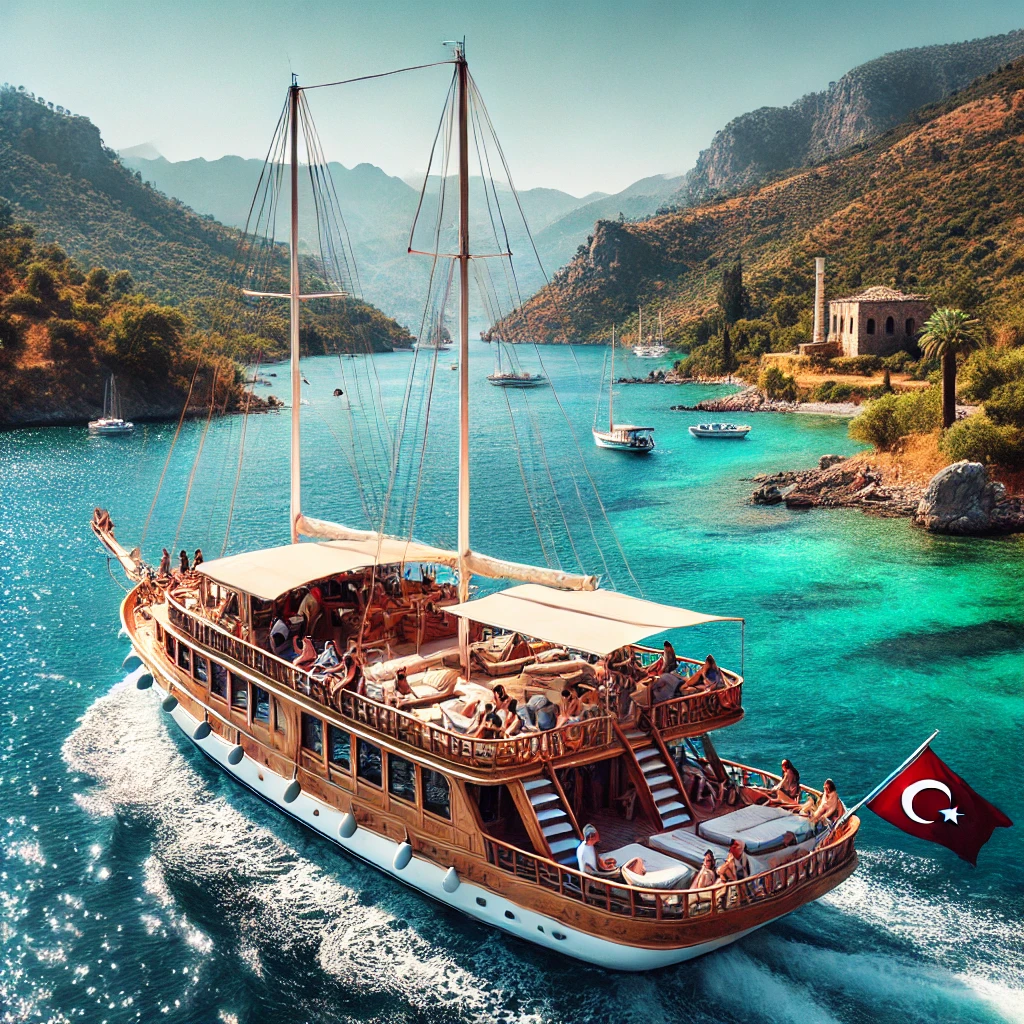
(165, 593, 616, 770)
(483, 815, 859, 921)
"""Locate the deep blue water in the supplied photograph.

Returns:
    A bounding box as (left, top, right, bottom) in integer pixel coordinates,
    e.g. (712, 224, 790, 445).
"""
(2, 343, 1022, 1024)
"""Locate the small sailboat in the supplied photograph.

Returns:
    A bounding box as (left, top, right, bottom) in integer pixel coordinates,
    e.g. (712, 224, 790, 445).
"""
(688, 422, 751, 439)
(88, 375, 134, 435)
(632, 308, 668, 358)
(486, 338, 547, 388)
(593, 325, 655, 452)
(417, 309, 453, 350)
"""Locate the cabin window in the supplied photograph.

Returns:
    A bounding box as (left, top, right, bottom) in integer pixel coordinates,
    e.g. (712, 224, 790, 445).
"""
(301, 713, 323, 756)
(422, 768, 452, 820)
(388, 755, 417, 804)
(885, 316, 895, 335)
(230, 672, 248, 710)
(357, 740, 383, 787)
(273, 699, 287, 733)
(176, 643, 191, 673)
(210, 662, 228, 699)
(193, 654, 208, 684)
(906, 318, 915, 336)
(253, 686, 270, 724)
(165, 632, 175, 658)
(866, 318, 875, 335)
(327, 725, 350, 769)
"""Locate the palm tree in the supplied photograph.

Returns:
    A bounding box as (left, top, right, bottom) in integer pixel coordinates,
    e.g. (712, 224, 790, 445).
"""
(918, 307, 982, 429)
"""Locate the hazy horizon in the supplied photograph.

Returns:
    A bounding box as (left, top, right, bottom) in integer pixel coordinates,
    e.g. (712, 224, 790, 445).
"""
(3, 0, 1023, 195)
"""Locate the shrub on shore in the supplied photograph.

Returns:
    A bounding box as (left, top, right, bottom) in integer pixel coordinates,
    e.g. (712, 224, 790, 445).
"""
(941, 414, 1022, 467)
(759, 364, 798, 401)
(848, 387, 941, 449)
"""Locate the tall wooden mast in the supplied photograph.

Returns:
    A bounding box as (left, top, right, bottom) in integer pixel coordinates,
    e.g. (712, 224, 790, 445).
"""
(456, 44, 471, 664)
(609, 325, 615, 432)
(288, 79, 302, 544)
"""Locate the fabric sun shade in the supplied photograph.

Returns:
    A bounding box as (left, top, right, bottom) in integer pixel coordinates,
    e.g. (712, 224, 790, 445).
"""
(197, 538, 456, 601)
(449, 584, 741, 657)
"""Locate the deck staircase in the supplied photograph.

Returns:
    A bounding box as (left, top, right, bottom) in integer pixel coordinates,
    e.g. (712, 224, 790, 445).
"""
(621, 726, 692, 830)
(520, 774, 581, 866)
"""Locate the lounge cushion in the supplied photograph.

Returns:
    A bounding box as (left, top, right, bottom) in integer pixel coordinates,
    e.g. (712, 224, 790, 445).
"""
(648, 829, 730, 868)
(622, 863, 693, 890)
(699, 805, 814, 853)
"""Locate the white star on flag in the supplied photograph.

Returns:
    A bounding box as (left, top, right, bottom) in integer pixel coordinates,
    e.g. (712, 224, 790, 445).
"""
(940, 806, 963, 824)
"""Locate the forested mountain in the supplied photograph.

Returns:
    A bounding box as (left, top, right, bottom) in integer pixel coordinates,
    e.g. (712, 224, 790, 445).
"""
(0, 85, 412, 352)
(670, 28, 1024, 208)
(120, 152, 605, 326)
(505, 58, 1024, 351)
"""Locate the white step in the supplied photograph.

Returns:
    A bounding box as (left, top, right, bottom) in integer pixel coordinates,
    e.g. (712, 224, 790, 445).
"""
(645, 772, 673, 787)
(656, 799, 686, 813)
(623, 729, 646, 742)
(651, 784, 677, 801)
(543, 821, 574, 838)
(662, 812, 691, 828)
(635, 747, 660, 762)
(524, 778, 550, 791)
(549, 837, 579, 854)
(536, 806, 567, 822)
(530, 791, 559, 807)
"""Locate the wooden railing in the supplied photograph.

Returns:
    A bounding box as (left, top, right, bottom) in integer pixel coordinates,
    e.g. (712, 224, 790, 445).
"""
(483, 818, 858, 922)
(166, 595, 615, 770)
(630, 650, 744, 734)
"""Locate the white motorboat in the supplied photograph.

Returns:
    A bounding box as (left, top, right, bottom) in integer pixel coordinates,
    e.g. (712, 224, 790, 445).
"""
(688, 422, 751, 439)
(593, 325, 655, 452)
(88, 376, 134, 435)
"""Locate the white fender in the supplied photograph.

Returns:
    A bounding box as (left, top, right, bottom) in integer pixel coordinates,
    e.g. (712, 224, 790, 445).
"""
(283, 779, 301, 803)
(442, 866, 460, 893)
(193, 721, 211, 740)
(338, 812, 357, 839)
(393, 841, 413, 871)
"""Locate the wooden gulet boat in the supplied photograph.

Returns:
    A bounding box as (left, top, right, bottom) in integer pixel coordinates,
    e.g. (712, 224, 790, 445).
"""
(93, 48, 858, 970)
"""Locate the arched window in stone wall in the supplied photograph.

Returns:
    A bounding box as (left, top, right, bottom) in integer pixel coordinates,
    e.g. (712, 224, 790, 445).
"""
(849, 317, 854, 333)
(832, 314, 837, 333)
(866, 318, 875, 335)
(885, 316, 895, 335)
(906, 318, 915, 337)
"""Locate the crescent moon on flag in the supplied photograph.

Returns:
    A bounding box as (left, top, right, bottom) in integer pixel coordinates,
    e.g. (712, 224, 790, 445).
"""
(901, 779, 953, 824)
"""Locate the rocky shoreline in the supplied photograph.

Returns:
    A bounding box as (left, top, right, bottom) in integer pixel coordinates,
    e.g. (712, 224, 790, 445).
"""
(617, 369, 742, 386)
(671, 385, 857, 417)
(751, 455, 1024, 535)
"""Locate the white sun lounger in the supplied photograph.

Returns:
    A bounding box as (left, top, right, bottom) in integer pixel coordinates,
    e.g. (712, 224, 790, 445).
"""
(699, 805, 814, 853)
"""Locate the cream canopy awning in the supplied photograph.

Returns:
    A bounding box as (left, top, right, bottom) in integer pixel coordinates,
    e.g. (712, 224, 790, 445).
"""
(197, 537, 457, 601)
(448, 584, 742, 657)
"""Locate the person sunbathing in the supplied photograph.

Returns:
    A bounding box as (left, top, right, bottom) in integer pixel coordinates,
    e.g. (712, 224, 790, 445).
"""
(801, 778, 844, 824)
(690, 850, 718, 890)
(643, 640, 678, 680)
(491, 683, 511, 713)
(393, 667, 414, 697)
(292, 636, 318, 673)
(717, 839, 752, 886)
(766, 759, 802, 807)
(681, 654, 725, 693)
(470, 704, 502, 739)
(502, 699, 523, 736)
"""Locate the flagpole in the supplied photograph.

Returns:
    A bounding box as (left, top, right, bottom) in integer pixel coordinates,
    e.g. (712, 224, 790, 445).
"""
(836, 730, 939, 828)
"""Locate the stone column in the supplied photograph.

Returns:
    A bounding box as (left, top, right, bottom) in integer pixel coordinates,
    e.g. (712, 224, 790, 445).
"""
(812, 257, 826, 344)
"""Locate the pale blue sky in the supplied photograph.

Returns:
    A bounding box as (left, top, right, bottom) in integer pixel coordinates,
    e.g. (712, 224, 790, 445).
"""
(2, 0, 1022, 194)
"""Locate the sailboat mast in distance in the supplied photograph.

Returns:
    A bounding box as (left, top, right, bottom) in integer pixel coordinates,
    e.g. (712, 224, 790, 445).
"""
(609, 325, 615, 432)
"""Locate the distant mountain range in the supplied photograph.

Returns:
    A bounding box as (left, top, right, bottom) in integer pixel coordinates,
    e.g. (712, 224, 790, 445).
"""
(504, 55, 1024, 345)
(118, 28, 1024, 332)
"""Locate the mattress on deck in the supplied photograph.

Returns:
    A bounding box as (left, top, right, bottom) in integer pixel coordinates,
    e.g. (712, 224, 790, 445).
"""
(698, 805, 814, 853)
(648, 828, 730, 868)
(606, 844, 694, 889)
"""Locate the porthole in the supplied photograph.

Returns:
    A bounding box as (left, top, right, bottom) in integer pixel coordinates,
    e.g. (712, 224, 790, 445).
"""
(313, 809, 319, 816)
(552, 931, 566, 941)
(475, 897, 487, 907)
(537, 925, 545, 933)
(504, 910, 516, 921)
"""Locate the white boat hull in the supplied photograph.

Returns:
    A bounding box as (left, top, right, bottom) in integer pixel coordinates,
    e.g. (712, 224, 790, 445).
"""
(140, 660, 763, 970)
(88, 420, 134, 435)
(688, 425, 750, 439)
(486, 376, 547, 388)
(592, 430, 654, 453)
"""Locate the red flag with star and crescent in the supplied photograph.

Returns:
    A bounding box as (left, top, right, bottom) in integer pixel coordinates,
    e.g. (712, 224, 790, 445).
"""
(867, 746, 1012, 865)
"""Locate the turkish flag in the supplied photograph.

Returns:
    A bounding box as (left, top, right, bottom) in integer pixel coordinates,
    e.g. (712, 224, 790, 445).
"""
(867, 746, 1012, 865)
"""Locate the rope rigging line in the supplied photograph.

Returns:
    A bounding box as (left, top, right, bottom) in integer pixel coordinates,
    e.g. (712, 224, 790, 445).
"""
(302, 60, 454, 91)
(221, 350, 262, 557)
(172, 366, 220, 555)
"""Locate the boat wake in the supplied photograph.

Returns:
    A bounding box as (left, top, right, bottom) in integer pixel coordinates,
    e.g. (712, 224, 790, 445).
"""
(63, 679, 1023, 1024)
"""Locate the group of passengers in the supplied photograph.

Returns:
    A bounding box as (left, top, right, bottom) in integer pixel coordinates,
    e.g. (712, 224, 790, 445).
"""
(752, 758, 846, 826)
(157, 547, 204, 577)
(643, 642, 728, 704)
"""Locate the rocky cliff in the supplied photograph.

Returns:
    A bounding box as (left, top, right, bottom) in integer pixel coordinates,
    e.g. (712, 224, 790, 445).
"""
(673, 29, 1024, 207)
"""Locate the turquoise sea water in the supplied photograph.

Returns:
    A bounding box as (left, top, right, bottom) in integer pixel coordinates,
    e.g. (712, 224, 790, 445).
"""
(2, 343, 1022, 1024)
